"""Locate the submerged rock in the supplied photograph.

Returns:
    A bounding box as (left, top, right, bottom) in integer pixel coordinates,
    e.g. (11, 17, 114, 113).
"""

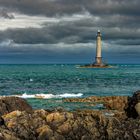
(64, 96, 128, 111)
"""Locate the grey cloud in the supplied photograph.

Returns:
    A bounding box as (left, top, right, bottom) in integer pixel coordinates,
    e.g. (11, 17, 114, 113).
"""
(0, 0, 139, 44)
(0, 41, 139, 64)
(0, 8, 14, 19)
(0, 0, 82, 16)
(0, 0, 139, 64)
(110, 39, 140, 46)
(0, 38, 139, 56)
(0, 28, 56, 44)
(0, 42, 94, 62)
(0, 0, 140, 16)
(0, 21, 140, 45)
(83, 0, 140, 16)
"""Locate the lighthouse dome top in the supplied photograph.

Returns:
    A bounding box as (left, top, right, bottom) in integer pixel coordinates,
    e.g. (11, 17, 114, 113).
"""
(97, 30, 101, 36)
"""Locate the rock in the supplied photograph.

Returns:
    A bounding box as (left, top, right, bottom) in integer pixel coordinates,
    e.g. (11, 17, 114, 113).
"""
(135, 103, 140, 116)
(3, 111, 36, 140)
(57, 122, 72, 134)
(64, 96, 128, 111)
(0, 92, 140, 139)
(0, 128, 20, 140)
(0, 108, 140, 140)
(125, 90, 140, 118)
(37, 125, 54, 140)
(0, 97, 32, 116)
(3, 110, 22, 120)
(133, 129, 140, 139)
(81, 135, 93, 140)
(103, 96, 128, 111)
(111, 118, 140, 140)
(0, 117, 5, 126)
(46, 112, 66, 124)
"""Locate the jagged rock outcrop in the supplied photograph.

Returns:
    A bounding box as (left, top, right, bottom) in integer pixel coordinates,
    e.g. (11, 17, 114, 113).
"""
(0, 109, 140, 140)
(0, 97, 33, 116)
(64, 96, 128, 111)
(125, 90, 140, 118)
(0, 91, 139, 140)
(64, 91, 140, 117)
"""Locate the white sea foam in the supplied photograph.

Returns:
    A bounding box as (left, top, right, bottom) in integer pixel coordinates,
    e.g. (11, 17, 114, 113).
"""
(29, 78, 33, 82)
(14, 93, 35, 98)
(12, 93, 83, 99)
(58, 93, 83, 98)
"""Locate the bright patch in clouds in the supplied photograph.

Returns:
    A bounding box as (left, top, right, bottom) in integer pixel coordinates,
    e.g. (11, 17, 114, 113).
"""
(0, 14, 48, 30)
(0, 12, 94, 31)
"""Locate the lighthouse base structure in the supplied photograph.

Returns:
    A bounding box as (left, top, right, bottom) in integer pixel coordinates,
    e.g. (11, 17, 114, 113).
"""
(79, 63, 110, 68)
(79, 64, 110, 68)
(80, 58, 110, 68)
(94, 57, 103, 66)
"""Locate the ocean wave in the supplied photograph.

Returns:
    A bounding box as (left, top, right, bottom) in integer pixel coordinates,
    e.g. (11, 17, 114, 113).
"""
(12, 93, 83, 99)
(59, 93, 83, 98)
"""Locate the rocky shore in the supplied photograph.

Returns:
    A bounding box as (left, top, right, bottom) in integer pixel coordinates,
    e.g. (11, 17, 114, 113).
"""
(0, 91, 140, 140)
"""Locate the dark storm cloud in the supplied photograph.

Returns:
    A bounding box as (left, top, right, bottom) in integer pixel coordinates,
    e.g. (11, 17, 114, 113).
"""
(0, 8, 14, 19)
(0, 0, 140, 16)
(0, 21, 140, 45)
(0, 0, 140, 42)
(0, 0, 82, 16)
(0, 0, 140, 63)
(0, 28, 56, 44)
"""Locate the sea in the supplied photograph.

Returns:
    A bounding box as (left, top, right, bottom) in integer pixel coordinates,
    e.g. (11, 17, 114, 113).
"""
(0, 64, 140, 110)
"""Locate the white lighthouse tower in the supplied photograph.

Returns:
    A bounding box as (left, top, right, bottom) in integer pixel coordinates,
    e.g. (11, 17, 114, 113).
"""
(94, 30, 104, 66)
(80, 30, 109, 68)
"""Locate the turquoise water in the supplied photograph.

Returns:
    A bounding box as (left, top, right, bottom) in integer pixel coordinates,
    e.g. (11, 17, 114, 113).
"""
(0, 64, 139, 110)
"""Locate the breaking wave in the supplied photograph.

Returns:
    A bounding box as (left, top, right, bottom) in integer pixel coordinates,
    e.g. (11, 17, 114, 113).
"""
(11, 93, 83, 99)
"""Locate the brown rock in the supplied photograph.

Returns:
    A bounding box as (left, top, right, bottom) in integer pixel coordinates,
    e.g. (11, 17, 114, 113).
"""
(0, 117, 5, 126)
(0, 97, 32, 116)
(37, 125, 53, 140)
(64, 96, 128, 111)
(0, 92, 140, 139)
(125, 90, 140, 118)
(104, 96, 128, 111)
(57, 122, 72, 134)
(46, 112, 66, 124)
(135, 103, 140, 116)
(0, 128, 20, 140)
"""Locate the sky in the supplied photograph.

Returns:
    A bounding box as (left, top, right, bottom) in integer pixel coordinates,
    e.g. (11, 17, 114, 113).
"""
(0, 0, 140, 64)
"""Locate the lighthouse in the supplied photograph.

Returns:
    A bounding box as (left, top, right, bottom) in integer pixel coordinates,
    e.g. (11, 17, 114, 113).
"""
(80, 30, 109, 68)
(94, 30, 104, 66)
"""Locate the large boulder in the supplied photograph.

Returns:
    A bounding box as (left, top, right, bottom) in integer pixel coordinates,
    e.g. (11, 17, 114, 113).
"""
(125, 90, 140, 118)
(103, 96, 128, 111)
(0, 97, 32, 116)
